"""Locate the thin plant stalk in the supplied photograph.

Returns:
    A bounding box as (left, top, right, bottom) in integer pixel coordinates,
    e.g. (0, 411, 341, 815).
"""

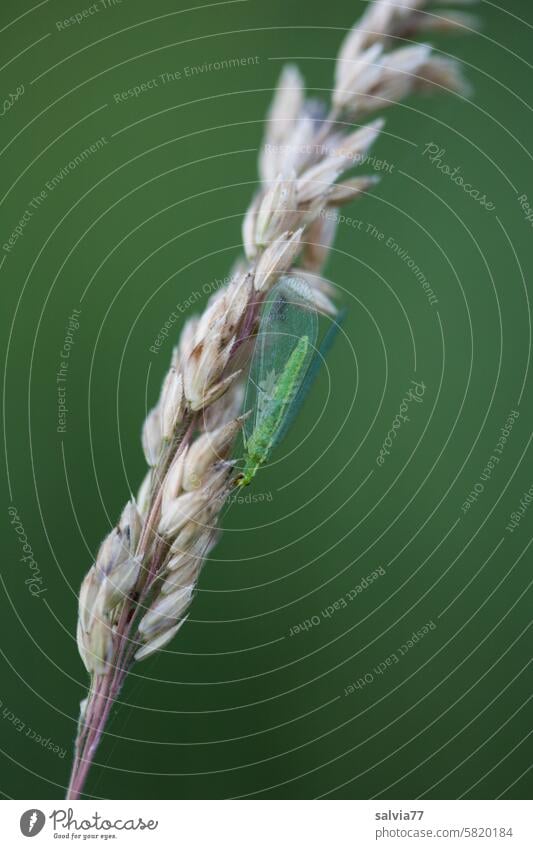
(67, 0, 478, 799)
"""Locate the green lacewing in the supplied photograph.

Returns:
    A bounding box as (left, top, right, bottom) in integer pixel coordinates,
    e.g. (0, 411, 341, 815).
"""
(235, 276, 341, 487)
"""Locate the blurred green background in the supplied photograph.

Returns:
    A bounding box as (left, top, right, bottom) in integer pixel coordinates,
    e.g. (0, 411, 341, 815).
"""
(1, 0, 532, 800)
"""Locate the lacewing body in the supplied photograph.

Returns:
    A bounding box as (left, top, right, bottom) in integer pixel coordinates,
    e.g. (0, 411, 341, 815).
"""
(235, 276, 341, 487)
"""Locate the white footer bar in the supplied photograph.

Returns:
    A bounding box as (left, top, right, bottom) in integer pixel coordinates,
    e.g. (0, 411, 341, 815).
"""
(2, 799, 532, 848)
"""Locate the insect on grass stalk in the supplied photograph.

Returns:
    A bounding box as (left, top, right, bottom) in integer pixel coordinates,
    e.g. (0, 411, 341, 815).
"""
(67, 0, 478, 798)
